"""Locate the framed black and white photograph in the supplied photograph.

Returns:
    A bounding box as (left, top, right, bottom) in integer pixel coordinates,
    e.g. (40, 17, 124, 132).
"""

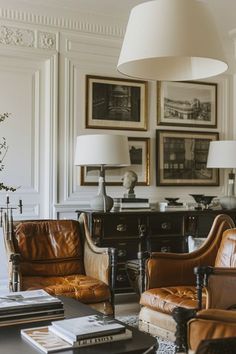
(81, 137, 150, 186)
(157, 81, 217, 128)
(86, 75, 147, 131)
(156, 130, 219, 186)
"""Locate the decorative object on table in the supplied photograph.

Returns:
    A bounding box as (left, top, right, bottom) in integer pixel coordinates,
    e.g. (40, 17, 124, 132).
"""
(117, 0, 227, 81)
(85, 75, 147, 131)
(0, 113, 16, 192)
(0, 195, 23, 237)
(122, 170, 138, 199)
(157, 81, 217, 128)
(190, 194, 205, 210)
(207, 140, 236, 209)
(165, 198, 183, 206)
(156, 130, 219, 186)
(74, 134, 130, 212)
(81, 137, 150, 186)
(0, 289, 64, 327)
(189, 194, 216, 210)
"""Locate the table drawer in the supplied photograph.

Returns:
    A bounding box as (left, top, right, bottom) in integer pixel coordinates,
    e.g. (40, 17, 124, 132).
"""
(149, 214, 184, 236)
(97, 214, 145, 238)
(104, 239, 139, 261)
(148, 236, 188, 253)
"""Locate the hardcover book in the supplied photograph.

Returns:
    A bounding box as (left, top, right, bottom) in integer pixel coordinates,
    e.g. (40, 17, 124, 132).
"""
(21, 325, 132, 353)
(0, 289, 62, 311)
(51, 314, 125, 341)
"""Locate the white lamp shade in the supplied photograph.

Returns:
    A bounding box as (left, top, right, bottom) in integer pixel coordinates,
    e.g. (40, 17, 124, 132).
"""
(74, 134, 130, 166)
(207, 141, 236, 168)
(117, 0, 228, 81)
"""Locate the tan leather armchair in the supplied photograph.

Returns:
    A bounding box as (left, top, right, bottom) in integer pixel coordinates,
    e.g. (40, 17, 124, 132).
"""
(188, 266, 236, 352)
(3, 213, 116, 315)
(138, 214, 235, 352)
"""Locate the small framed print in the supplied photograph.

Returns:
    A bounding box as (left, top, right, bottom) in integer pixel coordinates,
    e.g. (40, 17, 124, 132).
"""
(157, 81, 217, 128)
(156, 130, 219, 186)
(86, 75, 147, 131)
(81, 137, 150, 186)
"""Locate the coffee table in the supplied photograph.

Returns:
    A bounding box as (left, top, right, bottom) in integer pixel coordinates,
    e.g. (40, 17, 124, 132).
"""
(0, 296, 157, 354)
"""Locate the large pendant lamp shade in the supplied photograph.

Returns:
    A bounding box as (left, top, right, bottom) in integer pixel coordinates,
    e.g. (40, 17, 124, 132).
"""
(117, 0, 228, 81)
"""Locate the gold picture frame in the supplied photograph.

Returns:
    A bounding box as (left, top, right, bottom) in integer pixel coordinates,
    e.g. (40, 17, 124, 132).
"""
(157, 81, 217, 128)
(81, 137, 150, 186)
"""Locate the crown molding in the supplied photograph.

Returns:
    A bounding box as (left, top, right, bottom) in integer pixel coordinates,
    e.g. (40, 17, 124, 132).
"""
(0, 7, 125, 38)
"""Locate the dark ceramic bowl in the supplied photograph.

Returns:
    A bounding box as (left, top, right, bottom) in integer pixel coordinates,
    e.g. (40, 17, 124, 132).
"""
(200, 196, 216, 206)
(189, 194, 204, 203)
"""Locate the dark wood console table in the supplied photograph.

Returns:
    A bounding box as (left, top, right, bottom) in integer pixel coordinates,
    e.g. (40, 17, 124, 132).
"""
(76, 209, 236, 294)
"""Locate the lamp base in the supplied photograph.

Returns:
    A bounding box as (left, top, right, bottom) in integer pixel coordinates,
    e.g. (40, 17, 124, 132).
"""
(219, 196, 236, 210)
(90, 195, 113, 212)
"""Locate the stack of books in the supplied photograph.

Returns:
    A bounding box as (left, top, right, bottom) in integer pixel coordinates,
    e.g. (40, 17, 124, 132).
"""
(21, 314, 132, 353)
(120, 198, 150, 210)
(0, 289, 64, 327)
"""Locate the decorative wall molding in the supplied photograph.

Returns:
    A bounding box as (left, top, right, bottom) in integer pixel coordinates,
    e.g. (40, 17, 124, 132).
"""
(0, 24, 58, 50)
(38, 31, 57, 50)
(0, 8, 125, 38)
(0, 25, 34, 47)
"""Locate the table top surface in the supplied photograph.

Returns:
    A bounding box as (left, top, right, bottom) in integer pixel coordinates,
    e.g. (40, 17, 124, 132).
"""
(0, 297, 157, 354)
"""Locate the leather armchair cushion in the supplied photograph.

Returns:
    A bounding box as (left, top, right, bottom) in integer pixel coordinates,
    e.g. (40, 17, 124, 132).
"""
(215, 229, 236, 267)
(188, 309, 236, 351)
(14, 220, 84, 276)
(22, 274, 111, 303)
(140, 286, 206, 315)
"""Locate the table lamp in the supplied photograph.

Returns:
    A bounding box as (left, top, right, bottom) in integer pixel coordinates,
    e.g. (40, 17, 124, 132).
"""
(117, 0, 227, 81)
(74, 134, 130, 212)
(207, 140, 236, 209)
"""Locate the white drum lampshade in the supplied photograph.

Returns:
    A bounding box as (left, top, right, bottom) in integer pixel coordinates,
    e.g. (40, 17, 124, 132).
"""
(207, 141, 236, 209)
(117, 0, 228, 81)
(75, 134, 130, 212)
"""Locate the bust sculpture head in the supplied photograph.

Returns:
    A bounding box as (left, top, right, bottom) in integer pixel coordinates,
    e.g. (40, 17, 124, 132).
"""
(122, 170, 138, 198)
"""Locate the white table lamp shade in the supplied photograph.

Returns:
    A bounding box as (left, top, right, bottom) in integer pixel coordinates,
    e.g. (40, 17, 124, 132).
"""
(207, 141, 236, 168)
(74, 134, 130, 166)
(74, 134, 130, 212)
(117, 0, 228, 81)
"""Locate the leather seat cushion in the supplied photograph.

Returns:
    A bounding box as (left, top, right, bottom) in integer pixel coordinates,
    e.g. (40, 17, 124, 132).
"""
(22, 274, 111, 304)
(188, 310, 236, 351)
(140, 286, 206, 314)
(14, 220, 84, 276)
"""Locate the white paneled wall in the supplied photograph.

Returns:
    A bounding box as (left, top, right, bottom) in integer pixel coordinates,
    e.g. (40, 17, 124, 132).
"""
(0, 8, 235, 288)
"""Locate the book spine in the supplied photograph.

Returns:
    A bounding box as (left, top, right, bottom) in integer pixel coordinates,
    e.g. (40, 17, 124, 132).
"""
(49, 326, 132, 347)
(75, 330, 132, 347)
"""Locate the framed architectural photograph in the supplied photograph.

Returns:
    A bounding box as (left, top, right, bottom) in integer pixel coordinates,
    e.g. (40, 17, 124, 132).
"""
(156, 130, 219, 186)
(81, 137, 150, 186)
(86, 75, 147, 131)
(157, 81, 217, 128)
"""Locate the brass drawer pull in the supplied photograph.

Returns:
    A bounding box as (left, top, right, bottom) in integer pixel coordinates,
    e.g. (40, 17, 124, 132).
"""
(161, 222, 171, 230)
(118, 249, 127, 258)
(116, 274, 126, 282)
(116, 224, 127, 232)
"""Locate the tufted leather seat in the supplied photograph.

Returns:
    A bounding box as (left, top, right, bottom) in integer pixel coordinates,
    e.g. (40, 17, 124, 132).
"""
(138, 214, 235, 345)
(3, 215, 115, 315)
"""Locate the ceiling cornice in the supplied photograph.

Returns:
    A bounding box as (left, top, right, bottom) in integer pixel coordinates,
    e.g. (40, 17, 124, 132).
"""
(0, 7, 125, 38)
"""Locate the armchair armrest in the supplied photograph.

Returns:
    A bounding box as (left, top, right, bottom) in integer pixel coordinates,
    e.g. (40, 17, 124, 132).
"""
(146, 214, 234, 289)
(78, 213, 116, 288)
(205, 267, 236, 309)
